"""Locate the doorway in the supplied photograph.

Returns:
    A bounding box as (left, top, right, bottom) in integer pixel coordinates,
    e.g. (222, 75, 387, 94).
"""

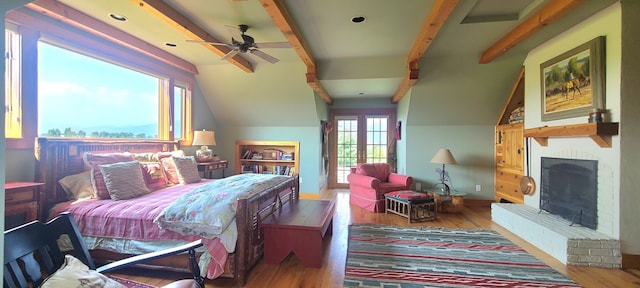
(329, 109, 396, 189)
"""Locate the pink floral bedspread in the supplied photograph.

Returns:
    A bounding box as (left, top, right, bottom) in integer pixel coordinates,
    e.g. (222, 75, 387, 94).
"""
(51, 179, 231, 278)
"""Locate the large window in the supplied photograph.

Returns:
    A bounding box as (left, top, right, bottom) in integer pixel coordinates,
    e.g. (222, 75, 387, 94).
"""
(3, 16, 195, 148)
(38, 42, 161, 138)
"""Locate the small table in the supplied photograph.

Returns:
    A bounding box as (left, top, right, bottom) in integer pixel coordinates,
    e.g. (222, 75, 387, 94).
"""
(197, 160, 228, 179)
(431, 191, 466, 213)
(262, 199, 335, 268)
(385, 190, 437, 223)
(5, 182, 45, 229)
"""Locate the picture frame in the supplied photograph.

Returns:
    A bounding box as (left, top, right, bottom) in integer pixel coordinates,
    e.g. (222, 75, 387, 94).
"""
(540, 36, 605, 121)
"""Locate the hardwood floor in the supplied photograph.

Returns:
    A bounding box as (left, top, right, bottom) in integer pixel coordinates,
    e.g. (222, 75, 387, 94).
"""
(110, 189, 640, 287)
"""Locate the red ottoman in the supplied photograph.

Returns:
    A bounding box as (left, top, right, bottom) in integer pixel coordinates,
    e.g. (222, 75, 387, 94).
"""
(384, 190, 437, 223)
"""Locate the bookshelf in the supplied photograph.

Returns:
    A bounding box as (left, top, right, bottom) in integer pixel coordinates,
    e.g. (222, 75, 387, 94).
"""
(235, 140, 300, 176)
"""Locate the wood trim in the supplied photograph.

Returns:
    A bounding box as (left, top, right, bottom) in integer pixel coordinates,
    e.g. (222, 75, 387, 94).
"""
(129, 0, 254, 74)
(495, 67, 525, 126)
(523, 122, 619, 148)
(480, 0, 585, 64)
(25, 0, 198, 75)
(5, 25, 38, 150)
(622, 253, 640, 269)
(392, 0, 458, 103)
(259, 0, 333, 105)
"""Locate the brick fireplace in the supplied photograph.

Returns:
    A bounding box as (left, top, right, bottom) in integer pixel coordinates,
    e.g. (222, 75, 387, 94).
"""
(492, 151, 621, 268)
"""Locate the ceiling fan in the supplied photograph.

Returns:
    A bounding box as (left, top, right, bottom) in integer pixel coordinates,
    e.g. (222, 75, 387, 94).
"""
(187, 24, 291, 64)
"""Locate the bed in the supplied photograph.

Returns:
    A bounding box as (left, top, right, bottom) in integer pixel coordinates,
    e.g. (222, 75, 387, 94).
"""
(33, 137, 300, 286)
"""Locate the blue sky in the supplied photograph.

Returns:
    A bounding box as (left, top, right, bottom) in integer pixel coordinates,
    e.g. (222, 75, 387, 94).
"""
(37, 42, 159, 134)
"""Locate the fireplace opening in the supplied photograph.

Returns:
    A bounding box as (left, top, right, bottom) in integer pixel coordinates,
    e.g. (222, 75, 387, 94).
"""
(540, 157, 598, 229)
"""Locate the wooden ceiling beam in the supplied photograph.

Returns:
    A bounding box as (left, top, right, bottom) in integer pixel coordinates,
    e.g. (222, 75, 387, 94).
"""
(25, 0, 198, 75)
(392, 0, 458, 103)
(391, 68, 420, 104)
(130, 0, 254, 73)
(259, 0, 333, 105)
(480, 0, 585, 64)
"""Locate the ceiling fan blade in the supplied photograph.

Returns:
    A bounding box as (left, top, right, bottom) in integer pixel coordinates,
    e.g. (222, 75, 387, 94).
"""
(254, 42, 291, 49)
(225, 25, 244, 42)
(250, 49, 279, 64)
(186, 39, 231, 47)
(221, 49, 240, 61)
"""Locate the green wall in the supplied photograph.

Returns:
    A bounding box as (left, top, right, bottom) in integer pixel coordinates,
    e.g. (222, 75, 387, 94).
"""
(405, 125, 494, 199)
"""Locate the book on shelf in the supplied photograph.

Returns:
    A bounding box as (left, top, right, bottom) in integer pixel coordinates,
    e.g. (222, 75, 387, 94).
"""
(242, 149, 252, 159)
(241, 164, 267, 174)
(280, 152, 294, 160)
(273, 165, 295, 176)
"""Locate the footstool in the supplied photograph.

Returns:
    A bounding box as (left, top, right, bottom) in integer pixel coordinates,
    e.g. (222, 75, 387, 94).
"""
(384, 190, 437, 223)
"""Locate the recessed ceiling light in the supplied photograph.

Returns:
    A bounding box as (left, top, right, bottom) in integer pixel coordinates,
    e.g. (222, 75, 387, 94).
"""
(109, 13, 127, 22)
(351, 16, 366, 24)
(165, 42, 177, 47)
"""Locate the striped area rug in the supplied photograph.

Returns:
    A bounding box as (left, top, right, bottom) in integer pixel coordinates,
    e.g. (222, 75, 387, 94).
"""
(344, 224, 582, 288)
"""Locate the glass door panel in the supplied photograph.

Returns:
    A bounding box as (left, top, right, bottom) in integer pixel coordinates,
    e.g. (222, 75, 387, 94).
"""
(330, 110, 394, 188)
(336, 117, 358, 184)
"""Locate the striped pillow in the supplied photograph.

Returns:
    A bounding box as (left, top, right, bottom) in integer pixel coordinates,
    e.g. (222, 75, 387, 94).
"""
(99, 161, 150, 200)
(172, 156, 201, 184)
(85, 152, 135, 199)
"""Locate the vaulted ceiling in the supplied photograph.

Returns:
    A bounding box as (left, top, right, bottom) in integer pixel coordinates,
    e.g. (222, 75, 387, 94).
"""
(19, 0, 618, 126)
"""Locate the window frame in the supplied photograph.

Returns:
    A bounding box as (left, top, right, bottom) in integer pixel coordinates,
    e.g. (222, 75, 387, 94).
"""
(5, 24, 22, 139)
(5, 10, 195, 149)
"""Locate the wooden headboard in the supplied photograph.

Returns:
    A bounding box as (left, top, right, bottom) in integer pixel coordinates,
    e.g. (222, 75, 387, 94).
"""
(34, 137, 179, 220)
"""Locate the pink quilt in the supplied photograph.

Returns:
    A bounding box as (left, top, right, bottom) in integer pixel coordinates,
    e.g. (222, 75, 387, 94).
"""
(51, 179, 229, 278)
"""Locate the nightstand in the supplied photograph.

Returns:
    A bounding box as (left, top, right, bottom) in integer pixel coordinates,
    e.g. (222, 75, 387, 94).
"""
(197, 160, 228, 179)
(5, 182, 44, 230)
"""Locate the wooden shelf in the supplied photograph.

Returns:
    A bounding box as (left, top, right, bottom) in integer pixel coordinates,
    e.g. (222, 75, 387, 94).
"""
(235, 140, 299, 175)
(523, 122, 619, 148)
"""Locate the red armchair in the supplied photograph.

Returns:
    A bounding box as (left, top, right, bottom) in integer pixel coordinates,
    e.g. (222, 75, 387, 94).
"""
(347, 163, 413, 213)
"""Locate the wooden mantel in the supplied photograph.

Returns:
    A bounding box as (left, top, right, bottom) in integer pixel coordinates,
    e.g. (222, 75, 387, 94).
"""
(524, 122, 619, 148)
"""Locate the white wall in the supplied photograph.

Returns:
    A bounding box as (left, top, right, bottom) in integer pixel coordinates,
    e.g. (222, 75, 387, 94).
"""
(523, 3, 622, 238)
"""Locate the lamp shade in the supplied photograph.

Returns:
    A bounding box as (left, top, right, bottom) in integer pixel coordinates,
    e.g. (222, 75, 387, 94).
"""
(430, 148, 457, 165)
(192, 130, 216, 146)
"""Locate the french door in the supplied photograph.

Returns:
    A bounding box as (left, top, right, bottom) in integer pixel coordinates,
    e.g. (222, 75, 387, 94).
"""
(329, 109, 396, 189)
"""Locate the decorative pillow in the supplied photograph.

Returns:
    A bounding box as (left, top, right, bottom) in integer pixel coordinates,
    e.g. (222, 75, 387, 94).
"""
(161, 157, 180, 184)
(156, 150, 186, 160)
(356, 163, 390, 182)
(172, 156, 201, 184)
(84, 152, 135, 199)
(58, 171, 94, 199)
(40, 254, 126, 288)
(140, 162, 169, 190)
(99, 160, 150, 200)
(132, 152, 158, 163)
(158, 150, 186, 184)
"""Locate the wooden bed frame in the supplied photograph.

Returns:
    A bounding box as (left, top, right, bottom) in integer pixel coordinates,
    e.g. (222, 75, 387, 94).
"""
(33, 137, 300, 286)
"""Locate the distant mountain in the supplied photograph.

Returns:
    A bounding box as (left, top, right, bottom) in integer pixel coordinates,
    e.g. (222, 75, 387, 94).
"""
(40, 123, 158, 138)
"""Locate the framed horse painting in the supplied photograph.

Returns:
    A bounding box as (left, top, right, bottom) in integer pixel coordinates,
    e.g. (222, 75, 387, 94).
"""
(540, 36, 606, 121)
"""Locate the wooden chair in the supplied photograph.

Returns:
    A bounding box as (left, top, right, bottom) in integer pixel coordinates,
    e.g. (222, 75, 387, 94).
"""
(3, 212, 204, 288)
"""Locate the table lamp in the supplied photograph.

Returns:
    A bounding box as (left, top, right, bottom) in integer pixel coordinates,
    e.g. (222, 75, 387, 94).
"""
(430, 148, 457, 196)
(192, 130, 216, 162)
